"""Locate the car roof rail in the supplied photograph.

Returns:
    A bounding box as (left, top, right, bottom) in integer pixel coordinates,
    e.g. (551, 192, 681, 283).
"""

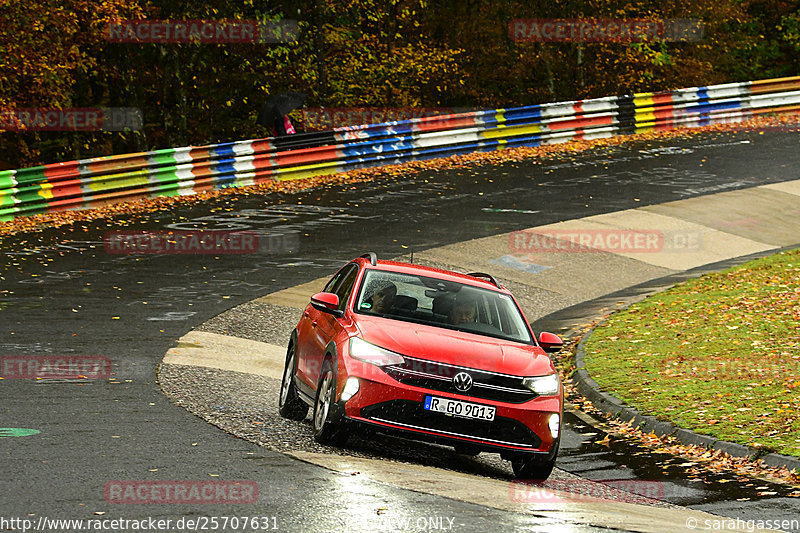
(465, 272, 501, 288)
(360, 252, 378, 266)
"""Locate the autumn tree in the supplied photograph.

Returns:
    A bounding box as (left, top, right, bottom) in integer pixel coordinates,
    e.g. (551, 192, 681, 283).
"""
(0, 0, 146, 165)
(272, 0, 466, 107)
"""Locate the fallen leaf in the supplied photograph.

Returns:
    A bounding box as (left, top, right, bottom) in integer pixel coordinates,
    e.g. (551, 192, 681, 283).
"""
(596, 435, 612, 446)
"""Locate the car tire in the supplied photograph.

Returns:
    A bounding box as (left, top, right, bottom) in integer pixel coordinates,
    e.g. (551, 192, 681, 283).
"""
(511, 442, 559, 481)
(312, 359, 348, 446)
(278, 342, 309, 421)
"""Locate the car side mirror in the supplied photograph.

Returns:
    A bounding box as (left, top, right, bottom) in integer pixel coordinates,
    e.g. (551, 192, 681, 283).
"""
(311, 292, 344, 318)
(538, 331, 563, 353)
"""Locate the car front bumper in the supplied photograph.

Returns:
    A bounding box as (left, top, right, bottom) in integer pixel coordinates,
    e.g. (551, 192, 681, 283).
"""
(340, 375, 561, 455)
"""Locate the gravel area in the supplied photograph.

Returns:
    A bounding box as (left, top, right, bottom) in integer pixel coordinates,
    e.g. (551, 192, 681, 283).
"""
(196, 300, 301, 347)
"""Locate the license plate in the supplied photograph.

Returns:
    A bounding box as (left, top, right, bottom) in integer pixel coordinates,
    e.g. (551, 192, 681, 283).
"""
(423, 396, 496, 421)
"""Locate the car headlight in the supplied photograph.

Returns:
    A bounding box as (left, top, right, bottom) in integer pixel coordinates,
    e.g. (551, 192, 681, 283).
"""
(522, 373, 560, 396)
(349, 337, 405, 366)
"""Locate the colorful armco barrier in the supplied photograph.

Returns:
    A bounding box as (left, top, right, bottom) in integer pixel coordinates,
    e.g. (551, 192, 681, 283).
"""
(2, 76, 800, 220)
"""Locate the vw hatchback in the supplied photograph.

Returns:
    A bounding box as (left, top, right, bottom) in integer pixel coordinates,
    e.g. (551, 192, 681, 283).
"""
(278, 253, 564, 479)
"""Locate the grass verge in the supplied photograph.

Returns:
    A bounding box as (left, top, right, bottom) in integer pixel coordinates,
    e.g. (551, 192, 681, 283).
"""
(584, 248, 800, 457)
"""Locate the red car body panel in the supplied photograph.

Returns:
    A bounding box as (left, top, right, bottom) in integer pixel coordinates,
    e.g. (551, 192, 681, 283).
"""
(353, 314, 555, 376)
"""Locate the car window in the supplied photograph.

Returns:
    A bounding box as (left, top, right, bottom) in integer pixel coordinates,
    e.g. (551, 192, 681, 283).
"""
(323, 266, 348, 294)
(332, 264, 359, 311)
(354, 270, 532, 343)
(323, 262, 360, 293)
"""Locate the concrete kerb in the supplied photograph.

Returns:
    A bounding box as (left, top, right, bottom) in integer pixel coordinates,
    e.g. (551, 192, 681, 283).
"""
(568, 247, 800, 474)
(762, 453, 800, 473)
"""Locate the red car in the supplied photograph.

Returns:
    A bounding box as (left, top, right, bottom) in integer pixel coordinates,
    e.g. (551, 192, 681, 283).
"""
(278, 253, 564, 479)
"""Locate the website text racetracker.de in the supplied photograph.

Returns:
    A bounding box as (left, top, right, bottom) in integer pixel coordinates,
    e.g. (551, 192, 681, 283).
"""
(0, 516, 279, 532)
(103, 231, 259, 255)
(0, 355, 111, 379)
(509, 229, 703, 254)
(0, 108, 142, 132)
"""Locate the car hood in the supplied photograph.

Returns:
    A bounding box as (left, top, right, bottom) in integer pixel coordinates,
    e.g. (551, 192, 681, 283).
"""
(353, 315, 553, 377)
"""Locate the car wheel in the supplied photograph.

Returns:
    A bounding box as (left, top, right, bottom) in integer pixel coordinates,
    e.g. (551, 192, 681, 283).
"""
(312, 359, 348, 446)
(511, 442, 559, 481)
(278, 342, 308, 421)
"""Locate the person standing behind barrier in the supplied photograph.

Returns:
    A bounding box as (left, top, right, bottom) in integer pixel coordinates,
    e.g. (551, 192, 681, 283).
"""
(273, 115, 296, 136)
(258, 92, 305, 136)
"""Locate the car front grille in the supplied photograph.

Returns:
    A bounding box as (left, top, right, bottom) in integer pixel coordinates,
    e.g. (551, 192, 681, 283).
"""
(360, 400, 542, 448)
(383, 355, 536, 404)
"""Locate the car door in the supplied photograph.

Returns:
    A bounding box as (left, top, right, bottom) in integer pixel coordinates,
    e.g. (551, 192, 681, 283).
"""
(305, 264, 359, 387)
(296, 267, 345, 388)
(297, 264, 358, 389)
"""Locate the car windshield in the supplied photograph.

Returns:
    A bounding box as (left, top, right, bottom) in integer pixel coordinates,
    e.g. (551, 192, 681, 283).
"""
(354, 269, 532, 344)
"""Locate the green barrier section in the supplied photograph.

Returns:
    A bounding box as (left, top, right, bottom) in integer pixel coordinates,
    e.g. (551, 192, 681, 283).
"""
(0, 170, 16, 190)
(147, 149, 181, 167)
(13, 166, 48, 185)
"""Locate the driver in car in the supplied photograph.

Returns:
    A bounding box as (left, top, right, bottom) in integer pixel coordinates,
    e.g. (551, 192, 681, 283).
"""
(370, 283, 397, 314)
(449, 297, 477, 325)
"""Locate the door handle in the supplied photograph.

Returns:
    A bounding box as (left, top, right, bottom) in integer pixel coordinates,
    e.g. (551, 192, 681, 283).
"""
(312, 321, 317, 328)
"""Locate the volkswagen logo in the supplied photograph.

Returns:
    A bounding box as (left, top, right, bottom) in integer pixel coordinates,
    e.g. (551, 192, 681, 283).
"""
(453, 372, 473, 392)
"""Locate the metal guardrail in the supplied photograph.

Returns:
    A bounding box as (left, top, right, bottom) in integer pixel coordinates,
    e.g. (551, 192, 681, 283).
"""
(2, 76, 799, 220)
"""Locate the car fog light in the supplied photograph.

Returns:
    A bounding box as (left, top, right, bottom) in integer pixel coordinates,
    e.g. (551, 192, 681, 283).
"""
(548, 413, 560, 439)
(341, 377, 360, 401)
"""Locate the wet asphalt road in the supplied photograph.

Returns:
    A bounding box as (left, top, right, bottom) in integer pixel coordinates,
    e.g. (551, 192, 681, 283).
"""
(1, 129, 800, 531)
